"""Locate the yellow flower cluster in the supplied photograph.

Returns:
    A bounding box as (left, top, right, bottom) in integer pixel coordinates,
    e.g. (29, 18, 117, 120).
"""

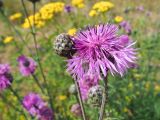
(89, 1, 114, 17)
(9, 12, 22, 21)
(58, 95, 67, 101)
(114, 16, 124, 23)
(67, 28, 77, 36)
(22, 2, 65, 29)
(3, 36, 14, 44)
(39, 2, 64, 20)
(89, 10, 97, 17)
(71, 0, 85, 8)
(22, 13, 45, 28)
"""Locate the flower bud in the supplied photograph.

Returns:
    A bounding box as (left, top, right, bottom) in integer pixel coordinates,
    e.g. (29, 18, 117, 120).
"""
(69, 84, 77, 94)
(70, 103, 82, 117)
(88, 85, 104, 107)
(54, 33, 75, 58)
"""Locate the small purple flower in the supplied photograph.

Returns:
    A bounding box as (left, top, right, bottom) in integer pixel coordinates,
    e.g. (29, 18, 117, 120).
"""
(136, 6, 144, 12)
(0, 64, 13, 90)
(71, 103, 82, 117)
(22, 93, 46, 116)
(119, 21, 132, 35)
(67, 24, 137, 80)
(65, 5, 72, 13)
(79, 75, 98, 100)
(146, 11, 152, 16)
(38, 106, 54, 120)
(17, 55, 37, 76)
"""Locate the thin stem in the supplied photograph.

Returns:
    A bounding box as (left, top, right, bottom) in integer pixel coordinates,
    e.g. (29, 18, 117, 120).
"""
(32, 2, 54, 111)
(21, 0, 54, 110)
(9, 86, 28, 120)
(21, 0, 54, 111)
(73, 79, 87, 120)
(32, 73, 45, 94)
(20, 0, 33, 30)
(98, 77, 108, 120)
(0, 8, 33, 57)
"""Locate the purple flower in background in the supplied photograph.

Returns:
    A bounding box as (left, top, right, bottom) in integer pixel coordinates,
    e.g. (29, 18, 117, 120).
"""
(38, 106, 54, 120)
(17, 55, 37, 76)
(23, 93, 46, 116)
(136, 6, 144, 12)
(119, 21, 132, 35)
(146, 11, 152, 16)
(0, 64, 13, 90)
(65, 5, 72, 13)
(67, 24, 137, 80)
(79, 75, 98, 100)
(71, 103, 82, 117)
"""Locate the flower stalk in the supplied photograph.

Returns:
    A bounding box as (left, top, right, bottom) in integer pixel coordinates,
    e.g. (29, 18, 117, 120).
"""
(31, 73, 45, 94)
(8, 86, 28, 120)
(32, 2, 54, 111)
(20, 0, 54, 110)
(98, 77, 108, 120)
(73, 79, 87, 120)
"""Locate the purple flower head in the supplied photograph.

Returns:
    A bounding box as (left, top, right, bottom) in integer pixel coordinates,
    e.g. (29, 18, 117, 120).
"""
(119, 21, 132, 35)
(23, 93, 46, 116)
(71, 103, 82, 117)
(0, 64, 13, 90)
(17, 55, 37, 76)
(79, 75, 98, 100)
(38, 106, 54, 120)
(65, 5, 72, 13)
(67, 24, 137, 80)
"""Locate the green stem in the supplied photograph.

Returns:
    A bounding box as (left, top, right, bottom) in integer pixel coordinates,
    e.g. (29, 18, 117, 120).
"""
(98, 77, 108, 120)
(73, 79, 87, 120)
(21, 0, 54, 110)
(9, 86, 28, 120)
(32, 73, 45, 94)
(32, 2, 54, 111)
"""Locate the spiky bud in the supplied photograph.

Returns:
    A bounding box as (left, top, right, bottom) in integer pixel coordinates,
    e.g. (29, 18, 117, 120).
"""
(70, 103, 82, 117)
(69, 84, 77, 94)
(88, 85, 104, 107)
(27, 0, 40, 3)
(54, 33, 75, 58)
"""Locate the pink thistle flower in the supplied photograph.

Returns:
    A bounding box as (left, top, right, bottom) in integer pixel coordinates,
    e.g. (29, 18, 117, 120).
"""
(0, 64, 13, 90)
(17, 55, 37, 76)
(67, 24, 137, 80)
(22, 93, 46, 116)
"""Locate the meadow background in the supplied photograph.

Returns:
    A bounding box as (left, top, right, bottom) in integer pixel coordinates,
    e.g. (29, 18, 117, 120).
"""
(0, 0, 160, 120)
